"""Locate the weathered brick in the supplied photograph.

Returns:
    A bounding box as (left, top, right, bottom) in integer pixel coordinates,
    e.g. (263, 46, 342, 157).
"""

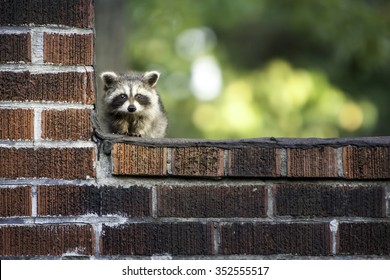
(41, 109, 93, 140)
(171, 147, 224, 177)
(43, 33, 93, 65)
(37, 185, 100, 216)
(101, 186, 152, 217)
(219, 222, 331, 256)
(157, 185, 267, 218)
(287, 147, 338, 177)
(0, 148, 96, 179)
(274, 183, 386, 217)
(112, 143, 167, 176)
(343, 146, 390, 179)
(0, 109, 34, 140)
(0, 71, 94, 104)
(0, 33, 31, 63)
(0, 186, 32, 217)
(0, 0, 94, 28)
(338, 222, 390, 255)
(101, 223, 213, 256)
(228, 147, 280, 177)
(0, 224, 94, 256)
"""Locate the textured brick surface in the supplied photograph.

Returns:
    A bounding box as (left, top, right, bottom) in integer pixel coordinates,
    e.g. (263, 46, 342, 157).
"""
(0, 71, 94, 104)
(338, 222, 390, 255)
(43, 33, 93, 65)
(41, 109, 93, 140)
(0, 224, 94, 256)
(112, 143, 167, 176)
(38, 185, 100, 216)
(0, 34, 31, 63)
(0, 186, 32, 217)
(0, 109, 34, 140)
(157, 185, 267, 218)
(228, 147, 280, 177)
(0, 148, 96, 179)
(287, 147, 338, 177)
(171, 147, 224, 177)
(343, 146, 390, 179)
(0, 0, 94, 28)
(101, 223, 213, 255)
(101, 186, 152, 217)
(274, 183, 386, 217)
(219, 222, 331, 256)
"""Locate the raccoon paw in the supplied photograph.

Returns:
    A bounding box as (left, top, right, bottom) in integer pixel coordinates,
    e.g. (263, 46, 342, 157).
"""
(129, 133, 142, 137)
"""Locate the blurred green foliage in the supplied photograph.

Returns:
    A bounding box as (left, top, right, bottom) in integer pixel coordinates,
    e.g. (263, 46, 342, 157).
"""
(125, 0, 390, 139)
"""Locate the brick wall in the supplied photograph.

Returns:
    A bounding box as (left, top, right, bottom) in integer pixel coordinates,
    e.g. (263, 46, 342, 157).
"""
(1, 0, 390, 260)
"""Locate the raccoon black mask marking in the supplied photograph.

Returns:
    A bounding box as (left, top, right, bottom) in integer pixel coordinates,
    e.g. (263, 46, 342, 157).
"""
(100, 70, 168, 138)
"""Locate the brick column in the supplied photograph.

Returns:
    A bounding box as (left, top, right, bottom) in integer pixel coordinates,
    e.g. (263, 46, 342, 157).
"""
(0, 0, 96, 257)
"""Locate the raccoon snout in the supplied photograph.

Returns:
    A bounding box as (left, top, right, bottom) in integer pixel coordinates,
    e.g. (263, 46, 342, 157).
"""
(128, 105, 137, 112)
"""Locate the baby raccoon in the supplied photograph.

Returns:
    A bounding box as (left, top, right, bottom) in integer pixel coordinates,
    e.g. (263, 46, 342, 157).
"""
(100, 70, 168, 138)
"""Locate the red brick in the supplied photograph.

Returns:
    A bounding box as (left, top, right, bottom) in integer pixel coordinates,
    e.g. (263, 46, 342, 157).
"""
(274, 183, 386, 218)
(0, 186, 32, 217)
(100, 223, 213, 255)
(171, 147, 225, 177)
(0, 224, 94, 256)
(287, 147, 338, 177)
(228, 147, 280, 177)
(157, 185, 267, 218)
(43, 33, 93, 65)
(112, 143, 167, 176)
(0, 34, 31, 63)
(219, 222, 331, 256)
(0, 0, 94, 28)
(0, 109, 34, 140)
(343, 146, 390, 179)
(37, 185, 100, 216)
(0, 71, 94, 104)
(41, 109, 93, 140)
(101, 186, 152, 217)
(0, 148, 96, 179)
(338, 222, 390, 255)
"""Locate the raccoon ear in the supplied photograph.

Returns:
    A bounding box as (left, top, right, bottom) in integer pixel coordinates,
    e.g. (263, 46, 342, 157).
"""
(100, 71, 118, 87)
(143, 71, 160, 88)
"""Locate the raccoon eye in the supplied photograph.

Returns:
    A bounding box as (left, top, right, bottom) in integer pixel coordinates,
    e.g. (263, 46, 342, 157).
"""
(119, 93, 127, 99)
(135, 94, 142, 99)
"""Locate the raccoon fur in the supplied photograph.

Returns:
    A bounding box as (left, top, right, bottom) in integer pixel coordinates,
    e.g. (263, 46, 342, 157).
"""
(100, 70, 168, 138)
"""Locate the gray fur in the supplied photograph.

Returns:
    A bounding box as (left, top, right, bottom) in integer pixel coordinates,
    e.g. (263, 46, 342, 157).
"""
(100, 70, 168, 138)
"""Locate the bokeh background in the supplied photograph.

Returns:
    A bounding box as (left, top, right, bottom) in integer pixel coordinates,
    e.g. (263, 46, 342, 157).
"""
(95, 0, 390, 139)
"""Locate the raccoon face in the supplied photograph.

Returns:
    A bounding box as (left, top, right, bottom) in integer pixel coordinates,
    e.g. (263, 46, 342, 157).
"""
(101, 71, 160, 115)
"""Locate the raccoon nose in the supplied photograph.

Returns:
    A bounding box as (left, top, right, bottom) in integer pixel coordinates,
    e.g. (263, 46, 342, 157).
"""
(128, 105, 137, 112)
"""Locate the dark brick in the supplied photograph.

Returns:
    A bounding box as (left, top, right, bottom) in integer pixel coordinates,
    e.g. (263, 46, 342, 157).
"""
(0, 0, 94, 28)
(338, 222, 390, 255)
(41, 109, 93, 140)
(0, 186, 32, 217)
(274, 183, 386, 217)
(0, 224, 94, 257)
(0, 109, 34, 140)
(0, 33, 31, 63)
(228, 147, 280, 177)
(0, 71, 94, 104)
(43, 33, 93, 65)
(112, 143, 167, 176)
(157, 185, 267, 218)
(219, 222, 331, 256)
(171, 147, 224, 177)
(101, 186, 152, 217)
(37, 185, 100, 216)
(101, 223, 213, 256)
(287, 147, 338, 177)
(343, 146, 390, 179)
(0, 148, 96, 179)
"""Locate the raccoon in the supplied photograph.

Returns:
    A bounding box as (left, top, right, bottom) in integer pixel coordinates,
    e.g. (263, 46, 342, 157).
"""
(100, 70, 168, 138)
